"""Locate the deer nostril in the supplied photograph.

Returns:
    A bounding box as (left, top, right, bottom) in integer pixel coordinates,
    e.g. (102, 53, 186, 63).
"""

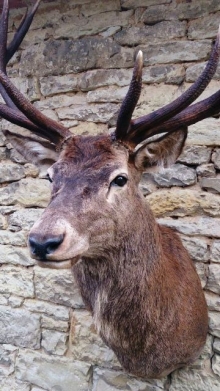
(29, 234, 64, 259)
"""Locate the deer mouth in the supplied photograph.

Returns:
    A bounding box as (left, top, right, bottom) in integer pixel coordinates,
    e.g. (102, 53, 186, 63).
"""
(36, 256, 81, 269)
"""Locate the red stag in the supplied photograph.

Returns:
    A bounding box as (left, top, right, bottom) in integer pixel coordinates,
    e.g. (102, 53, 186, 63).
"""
(1, 0, 220, 379)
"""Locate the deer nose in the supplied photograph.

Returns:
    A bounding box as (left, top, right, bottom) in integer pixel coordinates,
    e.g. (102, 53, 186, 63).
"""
(29, 234, 64, 259)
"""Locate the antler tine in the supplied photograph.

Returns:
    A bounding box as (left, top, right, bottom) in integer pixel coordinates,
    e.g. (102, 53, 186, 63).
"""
(0, 0, 71, 144)
(123, 26, 220, 146)
(115, 51, 143, 140)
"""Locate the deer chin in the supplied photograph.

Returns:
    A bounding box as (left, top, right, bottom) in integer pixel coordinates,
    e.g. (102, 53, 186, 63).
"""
(36, 256, 81, 269)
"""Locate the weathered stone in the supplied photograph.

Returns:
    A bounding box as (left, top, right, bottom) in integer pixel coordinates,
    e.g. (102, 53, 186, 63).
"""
(42, 329, 67, 355)
(100, 26, 121, 38)
(212, 354, 220, 376)
(207, 264, 220, 294)
(0, 344, 18, 376)
(81, 0, 120, 17)
(54, 10, 133, 40)
(213, 338, 220, 354)
(122, 0, 171, 8)
(209, 311, 220, 338)
(186, 61, 220, 82)
(9, 147, 28, 164)
(187, 118, 220, 146)
(40, 74, 79, 96)
(8, 295, 24, 308)
(16, 350, 91, 391)
(0, 245, 35, 266)
(34, 93, 86, 110)
(0, 265, 34, 297)
(212, 148, 220, 170)
(194, 262, 207, 288)
(0, 178, 50, 207)
(70, 310, 119, 367)
(92, 367, 166, 391)
(41, 316, 69, 332)
(9, 209, 44, 231)
(0, 230, 27, 246)
(1, 378, 30, 391)
(0, 162, 25, 183)
(34, 266, 84, 308)
(205, 291, 220, 312)
(188, 12, 220, 40)
(80, 68, 133, 91)
(0, 214, 7, 229)
(115, 21, 186, 46)
(158, 217, 220, 238)
(57, 103, 119, 123)
(178, 146, 211, 165)
(180, 235, 209, 262)
(211, 241, 220, 263)
(23, 163, 39, 178)
(0, 146, 6, 160)
(141, 4, 178, 23)
(0, 305, 40, 348)
(200, 177, 220, 194)
(87, 86, 127, 103)
(170, 366, 220, 391)
(196, 164, 216, 178)
(24, 299, 69, 321)
(153, 164, 196, 188)
(147, 189, 220, 218)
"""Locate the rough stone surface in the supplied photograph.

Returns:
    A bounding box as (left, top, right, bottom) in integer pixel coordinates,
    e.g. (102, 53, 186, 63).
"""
(153, 164, 197, 188)
(200, 177, 220, 194)
(178, 146, 212, 166)
(0, 265, 34, 297)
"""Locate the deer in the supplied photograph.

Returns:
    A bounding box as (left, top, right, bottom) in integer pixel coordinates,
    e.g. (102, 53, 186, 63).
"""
(1, 0, 220, 379)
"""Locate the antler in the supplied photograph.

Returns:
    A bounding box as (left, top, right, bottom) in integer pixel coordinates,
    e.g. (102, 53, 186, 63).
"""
(0, 0, 71, 146)
(115, 27, 220, 147)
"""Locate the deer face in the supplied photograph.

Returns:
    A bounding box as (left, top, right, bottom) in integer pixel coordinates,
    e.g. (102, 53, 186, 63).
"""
(28, 134, 138, 269)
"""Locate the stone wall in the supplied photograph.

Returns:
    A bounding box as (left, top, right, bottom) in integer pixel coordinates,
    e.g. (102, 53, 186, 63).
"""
(0, 0, 220, 390)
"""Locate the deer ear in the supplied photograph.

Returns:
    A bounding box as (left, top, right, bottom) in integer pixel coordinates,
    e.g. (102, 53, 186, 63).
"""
(134, 128, 187, 172)
(3, 129, 59, 174)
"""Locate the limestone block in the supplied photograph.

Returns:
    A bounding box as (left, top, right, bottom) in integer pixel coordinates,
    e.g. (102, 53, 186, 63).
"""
(206, 264, 220, 294)
(210, 241, 220, 263)
(0, 305, 40, 348)
(1, 378, 30, 391)
(200, 177, 220, 194)
(34, 266, 84, 308)
(8, 295, 24, 308)
(40, 74, 79, 97)
(57, 103, 119, 123)
(80, 68, 133, 91)
(9, 209, 44, 231)
(23, 299, 69, 321)
(0, 344, 18, 376)
(41, 316, 69, 332)
(70, 310, 119, 367)
(0, 162, 25, 183)
(0, 245, 35, 266)
(142, 64, 185, 85)
(213, 338, 220, 354)
(34, 93, 86, 110)
(196, 164, 216, 178)
(186, 61, 220, 82)
(81, 0, 120, 17)
(209, 311, 220, 338)
(170, 366, 220, 391)
(0, 178, 50, 207)
(194, 262, 207, 288)
(139, 40, 211, 66)
(87, 86, 127, 103)
(212, 354, 220, 376)
(180, 235, 209, 262)
(178, 146, 211, 165)
(16, 350, 91, 391)
(0, 146, 6, 160)
(0, 230, 27, 246)
(42, 329, 67, 355)
(157, 217, 220, 238)
(147, 189, 220, 218)
(0, 265, 34, 297)
(122, 0, 171, 8)
(115, 21, 186, 46)
(92, 367, 166, 391)
(187, 118, 220, 146)
(205, 291, 220, 312)
(188, 12, 220, 39)
(0, 214, 7, 229)
(212, 149, 220, 170)
(153, 164, 196, 187)
(141, 4, 178, 23)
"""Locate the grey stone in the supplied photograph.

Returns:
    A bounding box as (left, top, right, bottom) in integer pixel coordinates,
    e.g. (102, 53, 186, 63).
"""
(9, 209, 44, 231)
(212, 149, 220, 169)
(16, 350, 91, 391)
(212, 354, 220, 376)
(209, 311, 220, 338)
(139, 40, 211, 66)
(0, 230, 27, 246)
(8, 295, 24, 308)
(0, 147, 6, 160)
(87, 86, 128, 104)
(170, 366, 220, 391)
(122, 0, 171, 8)
(42, 329, 67, 355)
(70, 310, 119, 368)
(34, 266, 84, 308)
(34, 93, 87, 110)
(0, 344, 18, 376)
(211, 241, 220, 263)
(143, 64, 185, 85)
(0, 214, 7, 229)
(153, 164, 196, 187)
(180, 235, 210, 262)
(200, 177, 220, 194)
(187, 118, 220, 146)
(178, 146, 211, 165)
(9, 148, 28, 164)
(41, 316, 69, 332)
(0, 162, 25, 183)
(158, 217, 220, 238)
(196, 164, 216, 178)
(57, 103, 119, 123)
(115, 21, 186, 46)
(23, 299, 69, 321)
(40, 74, 79, 97)
(207, 264, 220, 294)
(0, 265, 34, 297)
(213, 338, 220, 355)
(194, 262, 207, 288)
(81, 0, 120, 17)
(186, 61, 220, 82)
(92, 367, 166, 391)
(0, 244, 35, 266)
(80, 68, 133, 91)
(188, 12, 220, 40)
(1, 378, 31, 391)
(205, 291, 220, 312)
(0, 305, 40, 348)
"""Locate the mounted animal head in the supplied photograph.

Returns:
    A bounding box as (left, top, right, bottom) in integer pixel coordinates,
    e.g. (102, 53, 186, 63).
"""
(0, 0, 220, 268)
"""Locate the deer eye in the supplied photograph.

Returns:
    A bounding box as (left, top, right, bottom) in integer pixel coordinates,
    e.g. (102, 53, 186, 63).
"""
(46, 173, 53, 183)
(111, 175, 128, 187)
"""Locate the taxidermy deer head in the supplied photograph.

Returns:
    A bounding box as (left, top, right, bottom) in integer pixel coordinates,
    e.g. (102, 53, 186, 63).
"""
(1, 0, 219, 379)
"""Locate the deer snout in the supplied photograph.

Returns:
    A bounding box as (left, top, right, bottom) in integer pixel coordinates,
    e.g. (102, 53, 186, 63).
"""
(29, 234, 64, 260)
